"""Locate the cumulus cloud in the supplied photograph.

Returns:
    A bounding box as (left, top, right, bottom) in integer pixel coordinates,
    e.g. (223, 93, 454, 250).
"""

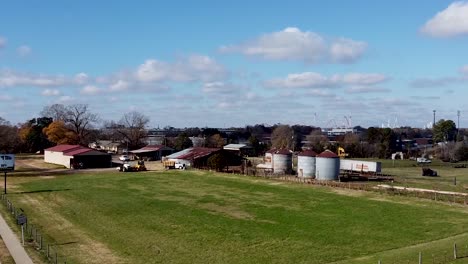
(16, 45, 32, 57)
(80, 85, 101, 95)
(202, 82, 243, 94)
(421, 1, 468, 37)
(264, 72, 388, 89)
(135, 54, 227, 83)
(109, 80, 129, 91)
(74, 73, 89, 85)
(0, 70, 91, 88)
(0, 70, 67, 87)
(329, 38, 367, 63)
(220, 27, 367, 63)
(345, 86, 390, 94)
(41, 89, 60, 96)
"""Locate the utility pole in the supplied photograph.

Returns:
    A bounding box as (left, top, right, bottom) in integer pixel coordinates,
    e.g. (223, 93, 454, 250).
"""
(433, 110, 436, 128)
(457, 110, 461, 140)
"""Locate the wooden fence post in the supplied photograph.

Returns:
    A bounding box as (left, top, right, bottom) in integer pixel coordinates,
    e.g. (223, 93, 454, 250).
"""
(454, 243, 457, 259)
(419, 252, 422, 264)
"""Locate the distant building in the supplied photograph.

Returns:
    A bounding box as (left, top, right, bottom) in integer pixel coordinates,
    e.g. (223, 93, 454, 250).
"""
(223, 144, 253, 156)
(45, 145, 111, 169)
(130, 145, 173, 161)
(325, 128, 358, 137)
(164, 147, 221, 168)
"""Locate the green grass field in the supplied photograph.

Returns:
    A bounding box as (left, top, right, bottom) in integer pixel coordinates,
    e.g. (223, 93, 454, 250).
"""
(377, 159, 468, 193)
(4, 169, 468, 263)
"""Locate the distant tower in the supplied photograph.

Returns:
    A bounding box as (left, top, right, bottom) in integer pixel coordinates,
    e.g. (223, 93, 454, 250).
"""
(457, 110, 461, 139)
(433, 110, 436, 128)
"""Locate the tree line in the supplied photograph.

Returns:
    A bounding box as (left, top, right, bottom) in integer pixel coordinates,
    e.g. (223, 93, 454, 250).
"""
(0, 104, 466, 161)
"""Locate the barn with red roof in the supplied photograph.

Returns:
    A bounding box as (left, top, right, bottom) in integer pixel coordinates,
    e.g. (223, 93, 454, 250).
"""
(44, 144, 112, 169)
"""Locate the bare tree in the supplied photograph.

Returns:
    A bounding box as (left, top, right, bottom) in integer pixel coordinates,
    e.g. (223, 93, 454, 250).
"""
(271, 125, 294, 149)
(114, 111, 150, 150)
(306, 130, 329, 152)
(40, 104, 68, 121)
(65, 104, 99, 145)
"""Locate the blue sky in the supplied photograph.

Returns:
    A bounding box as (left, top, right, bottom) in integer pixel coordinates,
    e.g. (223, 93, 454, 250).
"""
(1, 1, 468, 129)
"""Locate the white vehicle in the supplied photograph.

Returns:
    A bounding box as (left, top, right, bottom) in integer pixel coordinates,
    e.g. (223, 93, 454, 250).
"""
(417, 157, 431, 164)
(119, 155, 130, 161)
(0, 154, 15, 171)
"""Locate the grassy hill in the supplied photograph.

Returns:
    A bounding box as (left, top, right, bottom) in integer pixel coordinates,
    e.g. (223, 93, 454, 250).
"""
(4, 170, 468, 263)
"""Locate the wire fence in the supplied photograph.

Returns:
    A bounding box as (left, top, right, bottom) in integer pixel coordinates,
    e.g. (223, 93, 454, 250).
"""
(1, 194, 68, 264)
(375, 244, 468, 263)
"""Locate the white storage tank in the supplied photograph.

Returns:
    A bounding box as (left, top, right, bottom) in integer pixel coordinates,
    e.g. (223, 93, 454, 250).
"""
(272, 149, 292, 174)
(316, 150, 340, 180)
(297, 150, 317, 178)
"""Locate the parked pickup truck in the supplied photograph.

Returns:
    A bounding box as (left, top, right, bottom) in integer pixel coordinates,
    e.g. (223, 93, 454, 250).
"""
(417, 157, 431, 164)
(162, 160, 186, 170)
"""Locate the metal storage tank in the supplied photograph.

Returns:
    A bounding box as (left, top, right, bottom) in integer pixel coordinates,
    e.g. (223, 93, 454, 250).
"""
(297, 150, 317, 178)
(315, 150, 340, 180)
(272, 149, 292, 174)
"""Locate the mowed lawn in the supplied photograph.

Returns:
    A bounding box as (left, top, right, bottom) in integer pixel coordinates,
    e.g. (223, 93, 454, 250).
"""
(6, 170, 468, 264)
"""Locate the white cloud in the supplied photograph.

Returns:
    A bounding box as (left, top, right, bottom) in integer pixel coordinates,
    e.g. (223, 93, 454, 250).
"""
(345, 86, 390, 93)
(342, 73, 388, 85)
(0, 70, 93, 88)
(264, 72, 339, 89)
(80, 85, 101, 95)
(305, 89, 336, 97)
(41, 89, 60, 96)
(16, 45, 32, 57)
(0, 37, 6, 49)
(74, 72, 89, 85)
(202, 82, 240, 94)
(329, 38, 367, 63)
(135, 54, 227, 83)
(0, 70, 68, 87)
(220, 27, 367, 63)
(109, 80, 129, 91)
(264, 72, 387, 89)
(421, 2, 468, 37)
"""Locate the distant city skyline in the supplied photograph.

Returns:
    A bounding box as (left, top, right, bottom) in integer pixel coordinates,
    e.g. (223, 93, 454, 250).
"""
(1, 1, 467, 128)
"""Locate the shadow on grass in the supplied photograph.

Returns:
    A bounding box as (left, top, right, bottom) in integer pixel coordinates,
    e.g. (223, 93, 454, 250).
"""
(16, 188, 72, 194)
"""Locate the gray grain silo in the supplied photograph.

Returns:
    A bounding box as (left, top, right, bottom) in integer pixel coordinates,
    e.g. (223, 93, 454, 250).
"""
(315, 150, 340, 180)
(297, 150, 317, 178)
(272, 149, 292, 174)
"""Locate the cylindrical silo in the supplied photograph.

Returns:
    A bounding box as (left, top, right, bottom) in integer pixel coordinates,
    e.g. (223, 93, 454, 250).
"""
(297, 150, 317, 178)
(315, 150, 340, 180)
(272, 149, 292, 174)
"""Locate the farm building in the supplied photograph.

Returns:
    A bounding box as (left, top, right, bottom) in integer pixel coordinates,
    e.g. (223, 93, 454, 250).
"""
(223, 144, 253, 156)
(163, 147, 243, 169)
(44, 145, 112, 169)
(130, 145, 174, 161)
(164, 147, 221, 168)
